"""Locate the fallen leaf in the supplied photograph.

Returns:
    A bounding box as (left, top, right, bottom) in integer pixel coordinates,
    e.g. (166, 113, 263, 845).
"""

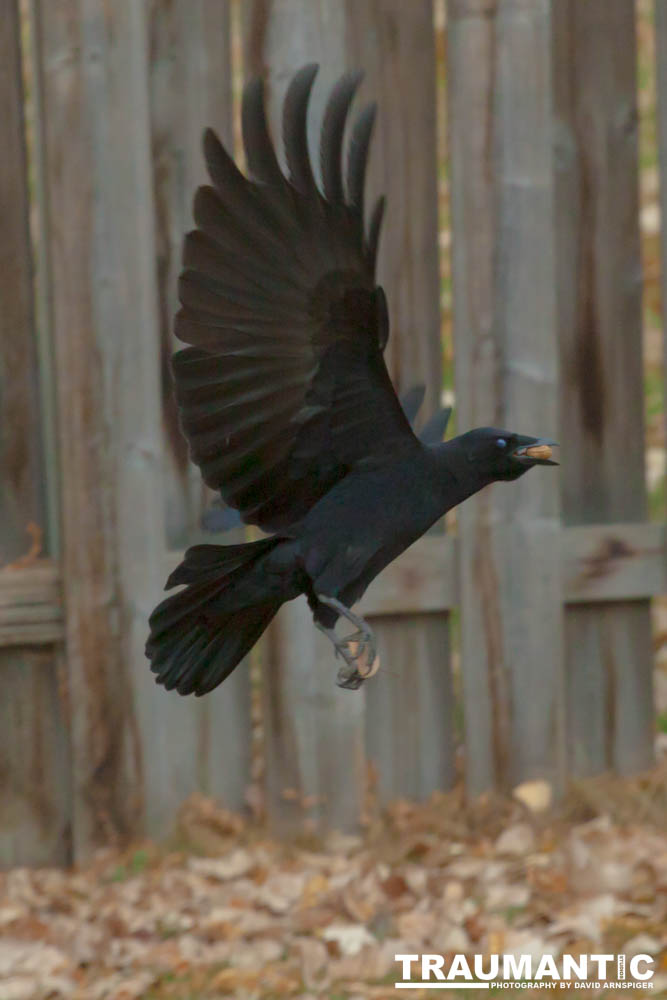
(623, 932, 663, 957)
(187, 849, 254, 881)
(495, 823, 536, 857)
(513, 780, 553, 813)
(321, 923, 376, 956)
(258, 872, 308, 914)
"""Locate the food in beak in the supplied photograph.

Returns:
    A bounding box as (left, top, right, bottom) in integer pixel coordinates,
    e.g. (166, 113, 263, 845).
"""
(523, 444, 553, 461)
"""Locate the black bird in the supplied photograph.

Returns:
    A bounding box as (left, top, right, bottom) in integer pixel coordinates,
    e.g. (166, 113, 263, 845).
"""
(199, 383, 452, 532)
(146, 65, 557, 695)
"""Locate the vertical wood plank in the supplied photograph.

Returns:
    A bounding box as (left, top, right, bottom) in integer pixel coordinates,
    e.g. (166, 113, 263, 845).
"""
(37, 0, 144, 854)
(39, 0, 246, 851)
(261, 601, 367, 834)
(0, 1, 70, 866)
(146, 0, 250, 822)
(344, 0, 456, 802)
(344, 0, 444, 415)
(0, 0, 46, 563)
(243, 0, 366, 834)
(446, 0, 497, 793)
(553, 0, 654, 777)
(147, 0, 232, 549)
(448, 0, 565, 794)
(245, 0, 455, 825)
(365, 616, 454, 803)
(0, 650, 71, 867)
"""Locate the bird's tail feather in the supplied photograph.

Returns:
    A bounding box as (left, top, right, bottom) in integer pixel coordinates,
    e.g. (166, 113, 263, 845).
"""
(146, 536, 281, 696)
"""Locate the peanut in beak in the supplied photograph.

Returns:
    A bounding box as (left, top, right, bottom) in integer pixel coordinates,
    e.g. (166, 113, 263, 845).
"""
(523, 444, 553, 460)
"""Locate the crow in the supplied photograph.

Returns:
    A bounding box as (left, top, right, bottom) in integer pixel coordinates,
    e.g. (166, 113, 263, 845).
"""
(146, 64, 557, 695)
(199, 383, 452, 533)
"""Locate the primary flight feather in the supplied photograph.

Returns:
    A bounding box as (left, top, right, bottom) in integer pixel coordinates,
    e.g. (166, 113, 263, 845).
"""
(146, 65, 557, 695)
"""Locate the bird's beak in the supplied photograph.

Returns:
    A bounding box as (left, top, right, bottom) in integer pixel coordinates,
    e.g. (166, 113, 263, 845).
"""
(510, 437, 559, 466)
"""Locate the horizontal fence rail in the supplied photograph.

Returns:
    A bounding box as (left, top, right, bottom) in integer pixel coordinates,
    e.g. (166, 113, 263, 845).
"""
(4, 521, 665, 645)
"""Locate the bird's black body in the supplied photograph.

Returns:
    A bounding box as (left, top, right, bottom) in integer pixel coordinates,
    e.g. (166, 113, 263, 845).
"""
(146, 65, 557, 696)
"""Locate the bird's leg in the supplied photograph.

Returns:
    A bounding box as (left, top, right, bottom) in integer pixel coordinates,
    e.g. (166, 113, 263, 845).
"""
(316, 595, 379, 689)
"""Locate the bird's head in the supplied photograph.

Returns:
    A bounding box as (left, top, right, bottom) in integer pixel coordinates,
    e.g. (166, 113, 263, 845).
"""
(455, 427, 559, 482)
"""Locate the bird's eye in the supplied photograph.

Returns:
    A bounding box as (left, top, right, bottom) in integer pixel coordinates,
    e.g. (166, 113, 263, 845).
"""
(496, 438, 507, 449)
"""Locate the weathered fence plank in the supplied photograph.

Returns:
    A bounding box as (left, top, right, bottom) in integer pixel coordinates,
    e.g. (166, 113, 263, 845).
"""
(563, 523, 667, 604)
(0, 0, 69, 867)
(448, 0, 565, 795)
(553, 0, 654, 777)
(146, 0, 250, 824)
(242, 0, 366, 834)
(37, 0, 245, 852)
(243, 0, 454, 827)
(0, 563, 63, 647)
(147, 0, 232, 548)
(0, 648, 71, 866)
(0, 0, 45, 565)
(344, 0, 455, 802)
(36, 0, 143, 855)
(365, 615, 454, 804)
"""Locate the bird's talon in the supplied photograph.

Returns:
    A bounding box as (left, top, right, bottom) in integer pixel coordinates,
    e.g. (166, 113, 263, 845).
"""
(336, 665, 364, 690)
(315, 596, 380, 687)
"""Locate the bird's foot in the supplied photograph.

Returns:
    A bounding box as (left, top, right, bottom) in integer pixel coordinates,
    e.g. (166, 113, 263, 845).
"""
(337, 629, 379, 678)
(334, 635, 379, 689)
(315, 597, 380, 690)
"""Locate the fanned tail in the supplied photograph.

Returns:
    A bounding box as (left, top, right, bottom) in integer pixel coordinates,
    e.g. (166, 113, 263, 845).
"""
(146, 537, 282, 696)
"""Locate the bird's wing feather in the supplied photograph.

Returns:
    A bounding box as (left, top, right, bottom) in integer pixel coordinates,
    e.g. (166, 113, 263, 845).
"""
(172, 65, 419, 532)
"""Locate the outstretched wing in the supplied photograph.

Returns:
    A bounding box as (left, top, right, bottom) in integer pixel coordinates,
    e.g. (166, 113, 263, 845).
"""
(172, 64, 419, 532)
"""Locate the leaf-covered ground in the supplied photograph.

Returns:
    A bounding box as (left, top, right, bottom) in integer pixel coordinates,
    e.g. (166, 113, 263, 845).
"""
(2, 774, 667, 1000)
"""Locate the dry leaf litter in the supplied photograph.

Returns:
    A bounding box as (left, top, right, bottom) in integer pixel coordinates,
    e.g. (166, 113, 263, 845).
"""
(2, 766, 667, 999)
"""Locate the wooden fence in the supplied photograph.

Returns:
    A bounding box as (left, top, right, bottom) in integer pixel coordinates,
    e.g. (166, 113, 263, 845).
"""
(1, 0, 665, 866)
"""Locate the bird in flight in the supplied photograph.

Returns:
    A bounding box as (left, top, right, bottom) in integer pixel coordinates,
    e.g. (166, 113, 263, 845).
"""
(146, 64, 557, 695)
(199, 383, 452, 533)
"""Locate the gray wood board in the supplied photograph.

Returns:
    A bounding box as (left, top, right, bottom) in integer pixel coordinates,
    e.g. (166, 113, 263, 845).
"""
(37, 0, 148, 856)
(147, 0, 233, 549)
(145, 0, 251, 822)
(0, 648, 71, 868)
(344, 0, 455, 803)
(0, 1, 69, 868)
(0, 0, 46, 565)
(37, 0, 247, 854)
(552, 0, 654, 778)
(243, 0, 454, 828)
(448, 0, 565, 795)
(242, 0, 366, 834)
